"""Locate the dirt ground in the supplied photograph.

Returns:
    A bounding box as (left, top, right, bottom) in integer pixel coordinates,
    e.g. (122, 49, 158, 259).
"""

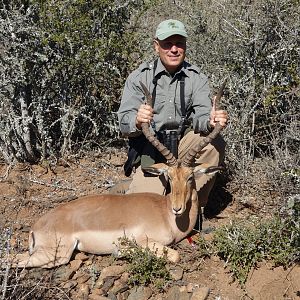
(0, 148, 299, 300)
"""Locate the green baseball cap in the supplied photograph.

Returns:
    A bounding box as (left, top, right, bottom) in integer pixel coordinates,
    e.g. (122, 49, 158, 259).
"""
(155, 19, 188, 40)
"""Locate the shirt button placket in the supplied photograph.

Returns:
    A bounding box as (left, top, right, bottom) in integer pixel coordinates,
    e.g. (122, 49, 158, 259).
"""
(167, 81, 174, 121)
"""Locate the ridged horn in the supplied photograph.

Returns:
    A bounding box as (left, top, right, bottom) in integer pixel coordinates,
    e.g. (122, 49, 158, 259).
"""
(182, 79, 227, 167)
(139, 81, 177, 166)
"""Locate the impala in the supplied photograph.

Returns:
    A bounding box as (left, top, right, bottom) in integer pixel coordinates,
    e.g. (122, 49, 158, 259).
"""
(13, 82, 225, 268)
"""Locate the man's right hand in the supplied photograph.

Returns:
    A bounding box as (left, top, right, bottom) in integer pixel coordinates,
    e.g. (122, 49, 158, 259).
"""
(135, 104, 154, 129)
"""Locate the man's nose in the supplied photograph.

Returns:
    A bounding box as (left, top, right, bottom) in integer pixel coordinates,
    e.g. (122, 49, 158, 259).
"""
(170, 44, 178, 52)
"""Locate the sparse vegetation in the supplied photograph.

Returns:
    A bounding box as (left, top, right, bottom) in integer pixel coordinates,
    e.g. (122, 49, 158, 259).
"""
(198, 196, 300, 284)
(116, 237, 171, 290)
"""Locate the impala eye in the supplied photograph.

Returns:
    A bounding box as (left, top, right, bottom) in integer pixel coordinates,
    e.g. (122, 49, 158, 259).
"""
(187, 175, 193, 181)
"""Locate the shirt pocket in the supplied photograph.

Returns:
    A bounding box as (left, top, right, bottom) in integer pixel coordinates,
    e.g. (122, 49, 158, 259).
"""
(153, 95, 167, 113)
(174, 91, 192, 116)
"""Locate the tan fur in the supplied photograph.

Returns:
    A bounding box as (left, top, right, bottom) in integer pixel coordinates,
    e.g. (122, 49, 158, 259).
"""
(13, 82, 225, 269)
(13, 164, 204, 268)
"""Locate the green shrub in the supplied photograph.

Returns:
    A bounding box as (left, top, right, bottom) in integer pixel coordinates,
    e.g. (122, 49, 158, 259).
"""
(116, 237, 171, 290)
(212, 200, 299, 284)
(0, 0, 148, 163)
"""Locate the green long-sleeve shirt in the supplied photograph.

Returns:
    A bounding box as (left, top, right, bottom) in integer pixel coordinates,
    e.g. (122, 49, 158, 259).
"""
(118, 58, 212, 137)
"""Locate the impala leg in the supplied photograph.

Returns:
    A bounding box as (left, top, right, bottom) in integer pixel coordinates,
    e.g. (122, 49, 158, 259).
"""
(13, 237, 78, 268)
(138, 240, 180, 263)
(13, 247, 73, 268)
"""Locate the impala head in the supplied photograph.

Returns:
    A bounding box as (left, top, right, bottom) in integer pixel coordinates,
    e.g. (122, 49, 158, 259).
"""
(139, 80, 226, 215)
(143, 162, 195, 215)
(143, 161, 220, 216)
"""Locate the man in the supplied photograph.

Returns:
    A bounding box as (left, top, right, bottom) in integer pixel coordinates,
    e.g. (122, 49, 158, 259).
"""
(117, 19, 228, 207)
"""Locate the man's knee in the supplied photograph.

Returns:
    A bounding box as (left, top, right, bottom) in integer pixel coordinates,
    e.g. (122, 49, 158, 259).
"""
(179, 131, 226, 165)
(210, 134, 226, 162)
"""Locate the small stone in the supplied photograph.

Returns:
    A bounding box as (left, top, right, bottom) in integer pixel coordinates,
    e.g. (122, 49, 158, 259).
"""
(117, 291, 130, 300)
(73, 271, 91, 284)
(70, 259, 83, 272)
(85, 260, 93, 266)
(190, 287, 210, 300)
(164, 286, 180, 300)
(79, 283, 90, 298)
(61, 280, 78, 290)
(168, 266, 184, 281)
(98, 265, 126, 284)
(100, 276, 117, 294)
(179, 286, 187, 293)
(89, 295, 109, 300)
(90, 288, 102, 296)
(75, 252, 90, 261)
(186, 283, 200, 293)
(54, 266, 75, 282)
(110, 278, 129, 294)
(120, 272, 129, 283)
(127, 286, 152, 300)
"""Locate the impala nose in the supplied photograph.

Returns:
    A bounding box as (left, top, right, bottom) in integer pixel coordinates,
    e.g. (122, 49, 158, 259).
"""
(172, 206, 182, 215)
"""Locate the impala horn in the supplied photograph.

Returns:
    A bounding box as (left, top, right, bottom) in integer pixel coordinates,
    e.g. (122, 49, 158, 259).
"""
(139, 81, 177, 166)
(181, 79, 227, 167)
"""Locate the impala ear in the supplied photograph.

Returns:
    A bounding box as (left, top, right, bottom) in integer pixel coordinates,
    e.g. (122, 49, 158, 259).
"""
(142, 163, 168, 176)
(193, 165, 224, 178)
(142, 167, 166, 176)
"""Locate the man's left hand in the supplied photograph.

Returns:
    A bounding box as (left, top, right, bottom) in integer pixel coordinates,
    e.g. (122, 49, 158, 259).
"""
(209, 96, 228, 128)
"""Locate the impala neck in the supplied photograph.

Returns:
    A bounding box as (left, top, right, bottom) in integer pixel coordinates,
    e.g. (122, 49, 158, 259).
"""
(167, 189, 199, 242)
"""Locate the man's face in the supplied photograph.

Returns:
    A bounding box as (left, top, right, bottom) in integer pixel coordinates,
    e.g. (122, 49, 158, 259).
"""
(154, 35, 186, 74)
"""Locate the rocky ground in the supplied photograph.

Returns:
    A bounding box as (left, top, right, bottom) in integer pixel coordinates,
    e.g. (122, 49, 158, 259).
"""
(0, 148, 299, 300)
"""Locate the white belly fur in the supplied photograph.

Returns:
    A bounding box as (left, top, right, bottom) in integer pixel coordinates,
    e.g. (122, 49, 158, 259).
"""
(73, 227, 174, 254)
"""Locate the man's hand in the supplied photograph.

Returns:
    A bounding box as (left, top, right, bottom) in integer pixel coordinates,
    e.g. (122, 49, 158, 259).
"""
(135, 104, 154, 129)
(209, 96, 228, 128)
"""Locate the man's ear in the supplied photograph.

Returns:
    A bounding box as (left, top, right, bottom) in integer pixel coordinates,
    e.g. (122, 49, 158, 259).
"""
(153, 39, 159, 54)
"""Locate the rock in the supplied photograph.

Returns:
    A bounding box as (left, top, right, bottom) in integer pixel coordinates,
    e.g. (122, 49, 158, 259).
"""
(179, 286, 187, 293)
(73, 271, 91, 284)
(75, 252, 90, 261)
(85, 260, 93, 266)
(127, 286, 152, 300)
(110, 278, 129, 294)
(90, 288, 103, 296)
(100, 276, 118, 294)
(61, 280, 78, 290)
(54, 266, 76, 282)
(89, 295, 109, 300)
(165, 286, 190, 300)
(70, 259, 83, 272)
(99, 265, 127, 282)
(186, 283, 200, 293)
(120, 272, 129, 283)
(168, 265, 184, 281)
(149, 294, 163, 300)
(107, 292, 117, 300)
(117, 291, 130, 300)
(78, 283, 90, 299)
(190, 287, 210, 300)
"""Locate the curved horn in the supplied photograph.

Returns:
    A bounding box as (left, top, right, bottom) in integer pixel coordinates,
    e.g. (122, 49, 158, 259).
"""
(139, 81, 177, 166)
(182, 79, 227, 167)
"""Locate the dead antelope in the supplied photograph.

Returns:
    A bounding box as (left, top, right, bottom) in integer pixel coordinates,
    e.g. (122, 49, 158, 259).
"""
(13, 82, 225, 268)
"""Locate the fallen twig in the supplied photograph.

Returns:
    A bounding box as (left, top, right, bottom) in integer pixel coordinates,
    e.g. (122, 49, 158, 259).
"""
(28, 177, 76, 191)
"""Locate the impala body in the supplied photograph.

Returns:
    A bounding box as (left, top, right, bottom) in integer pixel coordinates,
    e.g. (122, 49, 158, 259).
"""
(15, 165, 199, 268)
(14, 82, 225, 268)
